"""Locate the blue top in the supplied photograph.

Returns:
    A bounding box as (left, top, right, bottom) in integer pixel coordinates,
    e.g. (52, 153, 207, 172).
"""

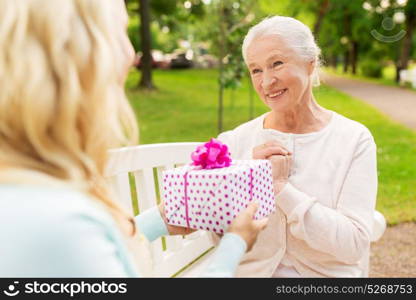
(0, 184, 246, 277)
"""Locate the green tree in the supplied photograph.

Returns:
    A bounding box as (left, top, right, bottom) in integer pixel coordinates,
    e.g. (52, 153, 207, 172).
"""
(201, 0, 257, 133)
(259, 0, 368, 74)
(365, 0, 416, 81)
(126, 0, 206, 90)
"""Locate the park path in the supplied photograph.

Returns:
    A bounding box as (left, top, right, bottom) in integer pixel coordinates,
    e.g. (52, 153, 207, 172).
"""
(321, 72, 416, 130)
(322, 72, 416, 277)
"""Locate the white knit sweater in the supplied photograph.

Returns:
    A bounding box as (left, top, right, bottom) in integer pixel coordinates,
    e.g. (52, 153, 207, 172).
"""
(216, 110, 378, 277)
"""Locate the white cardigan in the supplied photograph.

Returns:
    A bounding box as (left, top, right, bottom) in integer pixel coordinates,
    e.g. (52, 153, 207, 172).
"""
(216, 111, 378, 277)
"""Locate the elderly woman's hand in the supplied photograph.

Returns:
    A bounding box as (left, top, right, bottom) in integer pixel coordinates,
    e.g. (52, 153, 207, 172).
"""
(253, 140, 293, 195)
(269, 154, 292, 195)
(252, 140, 291, 159)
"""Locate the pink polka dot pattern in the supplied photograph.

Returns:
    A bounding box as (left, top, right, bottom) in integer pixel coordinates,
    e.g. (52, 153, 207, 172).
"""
(162, 160, 276, 233)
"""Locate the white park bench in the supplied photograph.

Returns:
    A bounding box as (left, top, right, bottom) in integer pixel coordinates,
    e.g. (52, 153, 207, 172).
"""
(399, 69, 416, 89)
(105, 142, 386, 277)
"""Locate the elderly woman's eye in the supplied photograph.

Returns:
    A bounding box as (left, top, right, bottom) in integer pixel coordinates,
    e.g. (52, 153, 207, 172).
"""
(273, 61, 283, 67)
(251, 68, 261, 74)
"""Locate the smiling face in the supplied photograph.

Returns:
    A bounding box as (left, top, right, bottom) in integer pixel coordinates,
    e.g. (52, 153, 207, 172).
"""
(246, 35, 314, 113)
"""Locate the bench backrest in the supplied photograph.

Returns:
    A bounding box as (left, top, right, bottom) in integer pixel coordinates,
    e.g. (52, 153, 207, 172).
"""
(105, 143, 215, 277)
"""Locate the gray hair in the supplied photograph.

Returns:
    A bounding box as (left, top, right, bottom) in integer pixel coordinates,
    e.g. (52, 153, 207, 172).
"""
(242, 16, 321, 86)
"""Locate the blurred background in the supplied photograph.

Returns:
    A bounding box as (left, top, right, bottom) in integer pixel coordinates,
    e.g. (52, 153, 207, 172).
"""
(124, 0, 416, 277)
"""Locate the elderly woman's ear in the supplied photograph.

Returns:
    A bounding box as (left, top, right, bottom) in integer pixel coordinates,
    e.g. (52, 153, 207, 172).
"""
(307, 59, 316, 76)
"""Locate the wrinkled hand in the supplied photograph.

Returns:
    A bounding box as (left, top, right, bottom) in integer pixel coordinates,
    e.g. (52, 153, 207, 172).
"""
(252, 140, 290, 159)
(158, 202, 196, 236)
(253, 140, 293, 195)
(228, 202, 269, 252)
(269, 154, 292, 194)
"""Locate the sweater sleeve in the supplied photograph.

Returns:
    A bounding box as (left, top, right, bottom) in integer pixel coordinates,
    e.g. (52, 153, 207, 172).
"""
(1, 213, 139, 277)
(200, 233, 247, 277)
(277, 134, 378, 264)
(134, 206, 169, 242)
(134, 207, 247, 277)
(134, 206, 247, 277)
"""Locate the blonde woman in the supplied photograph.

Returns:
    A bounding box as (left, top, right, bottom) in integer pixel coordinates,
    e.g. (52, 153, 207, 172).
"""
(0, 0, 267, 277)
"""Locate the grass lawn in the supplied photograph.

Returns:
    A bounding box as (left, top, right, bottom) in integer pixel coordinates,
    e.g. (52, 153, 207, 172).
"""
(126, 68, 416, 225)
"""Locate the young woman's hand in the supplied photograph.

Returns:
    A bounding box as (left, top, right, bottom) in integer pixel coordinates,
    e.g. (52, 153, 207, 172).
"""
(158, 202, 196, 235)
(227, 202, 269, 251)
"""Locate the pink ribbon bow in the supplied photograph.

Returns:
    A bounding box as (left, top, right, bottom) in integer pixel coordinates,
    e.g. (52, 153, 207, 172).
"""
(181, 139, 232, 228)
(190, 138, 232, 169)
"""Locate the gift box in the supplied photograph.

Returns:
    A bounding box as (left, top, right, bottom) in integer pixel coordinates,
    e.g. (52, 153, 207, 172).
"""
(161, 139, 276, 233)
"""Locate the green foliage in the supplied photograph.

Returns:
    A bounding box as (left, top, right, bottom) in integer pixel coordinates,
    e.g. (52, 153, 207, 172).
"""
(259, 0, 317, 28)
(257, 0, 415, 81)
(126, 0, 206, 53)
(361, 59, 384, 78)
(127, 15, 141, 51)
(150, 0, 177, 15)
(201, 0, 256, 90)
(125, 0, 416, 77)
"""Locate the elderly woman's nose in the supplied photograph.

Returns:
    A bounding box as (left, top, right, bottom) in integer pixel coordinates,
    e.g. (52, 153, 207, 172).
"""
(261, 72, 277, 90)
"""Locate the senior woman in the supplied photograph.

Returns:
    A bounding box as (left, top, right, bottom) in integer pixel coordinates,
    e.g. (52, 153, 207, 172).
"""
(215, 16, 378, 277)
(0, 0, 268, 277)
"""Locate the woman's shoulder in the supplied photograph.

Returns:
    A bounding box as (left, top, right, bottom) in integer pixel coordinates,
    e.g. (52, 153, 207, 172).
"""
(231, 113, 266, 134)
(218, 113, 265, 140)
(332, 112, 375, 142)
(0, 184, 116, 231)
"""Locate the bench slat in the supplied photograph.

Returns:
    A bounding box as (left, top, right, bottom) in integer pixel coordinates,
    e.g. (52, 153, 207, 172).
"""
(112, 173, 133, 212)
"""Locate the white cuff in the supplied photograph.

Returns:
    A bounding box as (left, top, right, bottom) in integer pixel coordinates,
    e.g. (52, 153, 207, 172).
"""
(276, 182, 314, 217)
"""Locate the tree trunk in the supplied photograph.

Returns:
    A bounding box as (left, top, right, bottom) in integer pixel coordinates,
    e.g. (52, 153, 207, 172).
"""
(218, 64, 224, 133)
(343, 9, 352, 74)
(350, 41, 358, 75)
(217, 3, 226, 133)
(343, 50, 349, 73)
(395, 64, 403, 83)
(396, 1, 416, 83)
(139, 0, 154, 89)
(330, 54, 338, 68)
(313, 0, 330, 39)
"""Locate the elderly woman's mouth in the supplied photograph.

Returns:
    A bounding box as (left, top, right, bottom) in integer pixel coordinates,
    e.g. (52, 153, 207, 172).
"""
(267, 89, 288, 100)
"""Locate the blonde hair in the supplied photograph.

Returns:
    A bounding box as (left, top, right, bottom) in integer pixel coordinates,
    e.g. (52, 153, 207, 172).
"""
(0, 0, 138, 235)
